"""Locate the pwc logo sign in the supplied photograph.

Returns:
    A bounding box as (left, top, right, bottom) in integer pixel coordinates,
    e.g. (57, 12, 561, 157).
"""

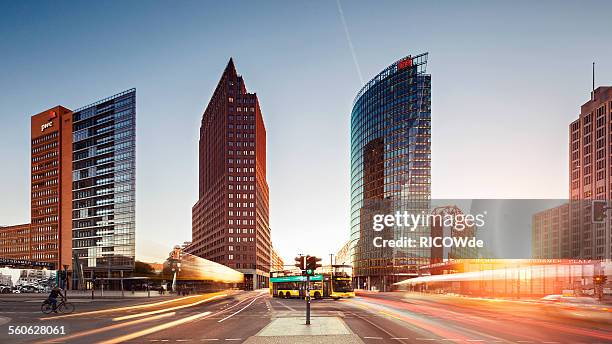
(41, 111, 56, 132)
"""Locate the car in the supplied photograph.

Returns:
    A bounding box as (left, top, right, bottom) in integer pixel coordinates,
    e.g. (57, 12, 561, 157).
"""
(539, 294, 611, 323)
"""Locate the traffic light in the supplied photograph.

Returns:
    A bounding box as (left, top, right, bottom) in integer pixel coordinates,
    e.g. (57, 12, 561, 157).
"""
(593, 275, 607, 285)
(592, 200, 608, 224)
(294, 256, 306, 270)
(306, 256, 322, 272)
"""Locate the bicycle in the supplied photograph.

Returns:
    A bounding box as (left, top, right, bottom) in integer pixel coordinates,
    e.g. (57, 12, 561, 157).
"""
(41, 297, 75, 315)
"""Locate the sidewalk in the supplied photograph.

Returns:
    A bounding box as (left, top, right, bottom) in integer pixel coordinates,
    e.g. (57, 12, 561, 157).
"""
(0, 290, 177, 302)
(243, 317, 364, 344)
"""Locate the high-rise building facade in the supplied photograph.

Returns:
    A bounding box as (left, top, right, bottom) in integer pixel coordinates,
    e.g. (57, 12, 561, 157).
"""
(569, 86, 612, 259)
(350, 53, 431, 290)
(270, 247, 284, 272)
(71, 89, 137, 274)
(0, 224, 31, 260)
(533, 203, 569, 259)
(30, 106, 74, 268)
(189, 59, 271, 289)
(1, 90, 136, 279)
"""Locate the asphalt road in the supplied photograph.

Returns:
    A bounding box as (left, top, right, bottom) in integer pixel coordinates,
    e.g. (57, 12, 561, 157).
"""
(0, 290, 610, 343)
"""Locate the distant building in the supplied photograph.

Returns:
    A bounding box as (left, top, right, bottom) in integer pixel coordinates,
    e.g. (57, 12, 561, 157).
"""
(270, 247, 284, 272)
(188, 59, 271, 290)
(335, 241, 351, 266)
(532, 203, 569, 259)
(0, 224, 31, 260)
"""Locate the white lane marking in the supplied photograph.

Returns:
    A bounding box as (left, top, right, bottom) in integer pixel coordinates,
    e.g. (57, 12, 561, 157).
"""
(201, 340, 219, 342)
(224, 340, 242, 341)
(96, 312, 212, 344)
(390, 339, 411, 341)
(217, 296, 263, 323)
(274, 300, 296, 311)
(112, 295, 225, 321)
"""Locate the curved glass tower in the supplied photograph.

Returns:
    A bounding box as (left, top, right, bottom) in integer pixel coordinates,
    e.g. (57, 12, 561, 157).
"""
(350, 53, 431, 290)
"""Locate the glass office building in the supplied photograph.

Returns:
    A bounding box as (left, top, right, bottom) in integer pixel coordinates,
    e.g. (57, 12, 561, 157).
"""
(71, 89, 136, 275)
(350, 53, 431, 290)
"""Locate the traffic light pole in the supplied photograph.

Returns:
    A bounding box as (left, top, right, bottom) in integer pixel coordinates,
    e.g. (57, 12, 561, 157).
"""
(305, 274, 311, 325)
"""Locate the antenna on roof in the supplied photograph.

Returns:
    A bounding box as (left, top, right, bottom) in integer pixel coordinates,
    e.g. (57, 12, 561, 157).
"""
(592, 62, 595, 101)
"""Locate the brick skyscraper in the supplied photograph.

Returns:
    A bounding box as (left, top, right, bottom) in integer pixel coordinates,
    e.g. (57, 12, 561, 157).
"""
(569, 86, 612, 259)
(533, 86, 612, 260)
(189, 59, 271, 289)
(30, 106, 73, 268)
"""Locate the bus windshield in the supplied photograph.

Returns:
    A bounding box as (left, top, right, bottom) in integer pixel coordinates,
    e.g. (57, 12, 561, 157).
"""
(332, 278, 353, 292)
(332, 265, 354, 292)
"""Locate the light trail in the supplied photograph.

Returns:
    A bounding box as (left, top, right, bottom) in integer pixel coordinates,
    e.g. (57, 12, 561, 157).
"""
(98, 311, 213, 344)
(217, 295, 264, 322)
(112, 294, 226, 321)
(37, 312, 176, 344)
(39, 293, 218, 320)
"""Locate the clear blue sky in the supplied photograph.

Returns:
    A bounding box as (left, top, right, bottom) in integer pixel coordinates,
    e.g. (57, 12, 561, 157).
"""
(1, 1, 611, 263)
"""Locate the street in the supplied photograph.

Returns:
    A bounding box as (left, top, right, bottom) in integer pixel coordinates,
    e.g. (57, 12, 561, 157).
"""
(1, 290, 610, 343)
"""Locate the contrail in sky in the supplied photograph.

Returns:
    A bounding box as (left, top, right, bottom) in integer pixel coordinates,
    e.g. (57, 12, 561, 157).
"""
(337, 0, 364, 85)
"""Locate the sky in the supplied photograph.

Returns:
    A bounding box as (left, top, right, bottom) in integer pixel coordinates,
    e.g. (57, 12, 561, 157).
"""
(1, 1, 611, 264)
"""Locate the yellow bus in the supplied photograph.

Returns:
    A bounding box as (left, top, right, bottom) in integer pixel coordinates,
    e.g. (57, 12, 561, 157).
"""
(269, 265, 354, 299)
(269, 273, 325, 299)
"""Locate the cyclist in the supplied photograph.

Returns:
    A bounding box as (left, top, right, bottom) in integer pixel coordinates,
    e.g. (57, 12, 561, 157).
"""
(47, 287, 64, 313)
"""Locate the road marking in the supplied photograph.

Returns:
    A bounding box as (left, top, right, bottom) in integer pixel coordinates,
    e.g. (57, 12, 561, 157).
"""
(390, 339, 411, 341)
(112, 294, 225, 321)
(274, 300, 296, 311)
(97, 311, 213, 344)
(200, 340, 219, 342)
(218, 295, 263, 323)
(224, 339, 242, 341)
(350, 310, 407, 344)
(466, 340, 485, 342)
(37, 312, 176, 344)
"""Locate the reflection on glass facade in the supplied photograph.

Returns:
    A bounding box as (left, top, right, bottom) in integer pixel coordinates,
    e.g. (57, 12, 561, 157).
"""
(71, 89, 136, 272)
(350, 54, 431, 290)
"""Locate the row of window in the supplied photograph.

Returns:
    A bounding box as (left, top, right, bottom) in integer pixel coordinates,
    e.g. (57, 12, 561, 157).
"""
(32, 141, 57, 154)
(32, 131, 58, 146)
